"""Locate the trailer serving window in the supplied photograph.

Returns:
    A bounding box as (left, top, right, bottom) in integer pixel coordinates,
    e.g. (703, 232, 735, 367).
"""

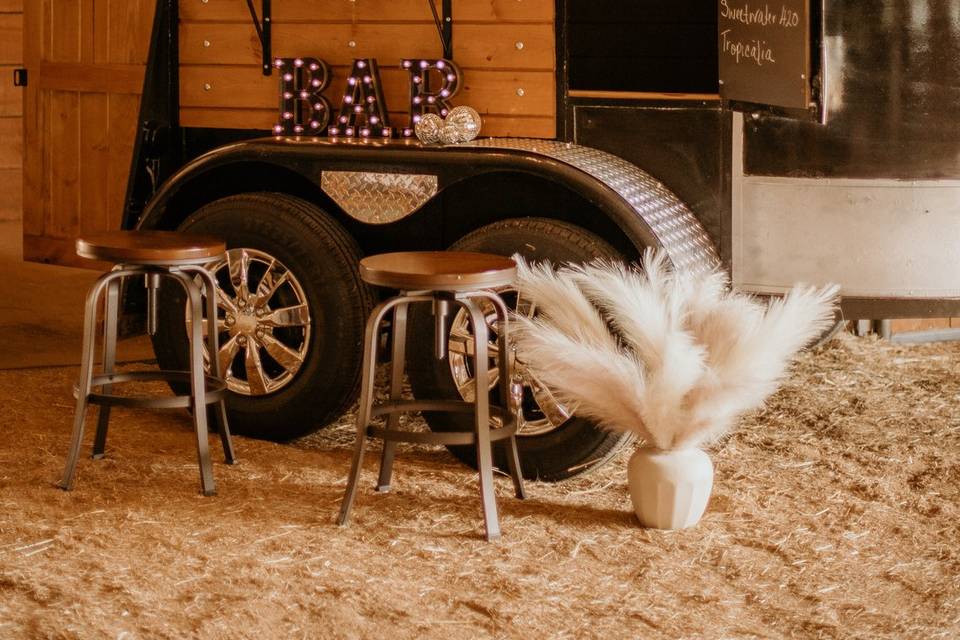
(567, 0, 719, 94)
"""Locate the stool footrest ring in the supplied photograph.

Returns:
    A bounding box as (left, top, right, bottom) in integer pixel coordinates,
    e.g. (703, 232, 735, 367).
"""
(74, 371, 228, 409)
(368, 423, 517, 446)
(370, 399, 511, 417)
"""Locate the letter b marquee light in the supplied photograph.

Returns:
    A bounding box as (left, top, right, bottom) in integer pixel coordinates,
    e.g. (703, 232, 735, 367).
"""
(273, 57, 332, 135)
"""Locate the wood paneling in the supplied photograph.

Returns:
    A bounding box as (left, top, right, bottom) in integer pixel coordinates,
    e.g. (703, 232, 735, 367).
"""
(34, 62, 146, 93)
(179, 0, 556, 137)
(180, 0, 554, 24)
(180, 23, 554, 70)
(181, 66, 554, 115)
(0, 168, 21, 221)
(99, 0, 153, 64)
(22, 0, 154, 267)
(0, 13, 21, 63)
(0, 117, 21, 168)
(0, 66, 22, 116)
(0, 9, 22, 121)
(1, 0, 22, 228)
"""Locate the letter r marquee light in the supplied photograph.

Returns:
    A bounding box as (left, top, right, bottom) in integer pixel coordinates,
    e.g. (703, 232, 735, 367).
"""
(400, 58, 462, 138)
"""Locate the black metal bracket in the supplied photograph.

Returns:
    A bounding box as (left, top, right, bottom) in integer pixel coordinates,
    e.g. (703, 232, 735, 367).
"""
(426, 0, 453, 59)
(12, 68, 27, 87)
(245, 0, 273, 76)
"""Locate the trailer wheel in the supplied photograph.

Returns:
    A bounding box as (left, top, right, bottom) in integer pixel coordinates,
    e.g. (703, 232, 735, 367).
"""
(406, 218, 633, 481)
(151, 192, 375, 441)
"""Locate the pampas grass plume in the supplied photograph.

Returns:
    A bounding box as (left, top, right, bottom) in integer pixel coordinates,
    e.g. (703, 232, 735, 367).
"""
(512, 250, 838, 450)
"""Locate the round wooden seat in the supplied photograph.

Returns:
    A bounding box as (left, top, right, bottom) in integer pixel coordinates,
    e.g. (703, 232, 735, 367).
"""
(359, 251, 516, 291)
(76, 230, 226, 265)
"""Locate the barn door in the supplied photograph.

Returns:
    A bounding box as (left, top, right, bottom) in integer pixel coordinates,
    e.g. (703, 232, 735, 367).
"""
(22, 0, 155, 267)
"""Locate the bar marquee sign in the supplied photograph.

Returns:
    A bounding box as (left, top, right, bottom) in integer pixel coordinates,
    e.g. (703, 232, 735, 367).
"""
(717, 0, 811, 110)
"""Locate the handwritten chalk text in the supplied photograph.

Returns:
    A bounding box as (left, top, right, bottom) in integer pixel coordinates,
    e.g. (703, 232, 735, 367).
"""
(720, 30, 777, 66)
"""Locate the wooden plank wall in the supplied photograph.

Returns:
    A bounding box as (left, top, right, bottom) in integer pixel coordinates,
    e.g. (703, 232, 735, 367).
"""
(21, 0, 154, 267)
(179, 0, 556, 137)
(0, 0, 23, 223)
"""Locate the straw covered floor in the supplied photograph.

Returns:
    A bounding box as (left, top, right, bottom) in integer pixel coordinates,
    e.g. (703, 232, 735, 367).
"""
(0, 333, 957, 638)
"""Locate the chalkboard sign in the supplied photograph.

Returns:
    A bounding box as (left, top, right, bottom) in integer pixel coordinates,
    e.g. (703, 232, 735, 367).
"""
(717, 0, 810, 110)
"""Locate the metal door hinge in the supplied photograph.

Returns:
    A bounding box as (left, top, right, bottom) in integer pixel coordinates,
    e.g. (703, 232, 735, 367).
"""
(12, 68, 27, 87)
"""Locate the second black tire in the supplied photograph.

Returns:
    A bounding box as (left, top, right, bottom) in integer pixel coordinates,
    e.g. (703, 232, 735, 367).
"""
(406, 217, 634, 481)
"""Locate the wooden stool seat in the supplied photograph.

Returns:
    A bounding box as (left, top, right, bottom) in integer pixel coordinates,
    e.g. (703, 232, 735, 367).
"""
(359, 251, 516, 291)
(76, 230, 226, 265)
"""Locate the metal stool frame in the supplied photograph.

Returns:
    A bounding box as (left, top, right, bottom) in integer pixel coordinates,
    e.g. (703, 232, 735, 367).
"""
(338, 288, 526, 541)
(59, 259, 236, 496)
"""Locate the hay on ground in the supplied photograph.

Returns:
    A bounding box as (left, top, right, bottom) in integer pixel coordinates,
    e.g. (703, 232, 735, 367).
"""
(0, 333, 957, 639)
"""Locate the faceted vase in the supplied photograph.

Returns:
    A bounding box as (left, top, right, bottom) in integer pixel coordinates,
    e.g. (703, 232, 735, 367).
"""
(627, 446, 714, 530)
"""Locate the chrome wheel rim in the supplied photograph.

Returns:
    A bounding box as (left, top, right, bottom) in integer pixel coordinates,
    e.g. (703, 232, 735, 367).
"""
(196, 248, 312, 396)
(447, 288, 576, 436)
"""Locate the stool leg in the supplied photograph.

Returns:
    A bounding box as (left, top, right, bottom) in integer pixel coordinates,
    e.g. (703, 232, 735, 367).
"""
(504, 432, 526, 500)
(483, 292, 526, 501)
(175, 272, 217, 496)
(91, 276, 121, 460)
(463, 298, 501, 541)
(188, 265, 236, 465)
(339, 299, 396, 526)
(60, 274, 113, 490)
(377, 302, 408, 492)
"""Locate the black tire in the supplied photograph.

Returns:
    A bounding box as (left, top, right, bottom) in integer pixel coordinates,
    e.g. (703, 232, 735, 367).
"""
(151, 192, 375, 441)
(407, 217, 633, 482)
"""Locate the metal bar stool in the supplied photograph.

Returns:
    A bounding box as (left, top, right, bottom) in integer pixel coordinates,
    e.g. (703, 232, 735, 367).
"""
(59, 231, 236, 496)
(338, 251, 526, 541)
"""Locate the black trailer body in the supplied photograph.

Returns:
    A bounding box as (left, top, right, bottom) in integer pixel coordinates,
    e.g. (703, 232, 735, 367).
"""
(117, 0, 960, 479)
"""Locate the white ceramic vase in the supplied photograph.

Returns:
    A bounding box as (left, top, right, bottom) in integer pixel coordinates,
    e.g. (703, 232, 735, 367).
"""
(626, 446, 714, 530)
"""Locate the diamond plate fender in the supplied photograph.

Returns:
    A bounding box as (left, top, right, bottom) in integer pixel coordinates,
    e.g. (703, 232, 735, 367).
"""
(465, 138, 721, 276)
(320, 171, 438, 224)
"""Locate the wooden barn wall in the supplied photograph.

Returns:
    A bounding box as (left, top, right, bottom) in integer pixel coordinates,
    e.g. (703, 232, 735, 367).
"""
(179, 0, 556, 137)
(0, 0, 23, 223)
(21, 0, 154, 267)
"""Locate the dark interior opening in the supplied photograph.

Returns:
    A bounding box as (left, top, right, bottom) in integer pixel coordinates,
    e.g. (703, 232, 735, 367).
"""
(567, 0, 719, 94)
